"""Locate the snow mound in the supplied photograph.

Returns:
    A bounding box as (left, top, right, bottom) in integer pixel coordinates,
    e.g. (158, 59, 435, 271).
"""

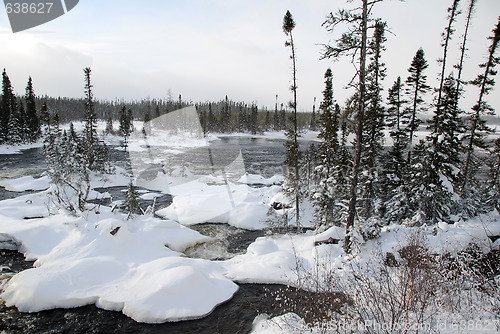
(0, 193, 237, 323)
(157, 181, 279, 230)
(0, 175, 50, 192)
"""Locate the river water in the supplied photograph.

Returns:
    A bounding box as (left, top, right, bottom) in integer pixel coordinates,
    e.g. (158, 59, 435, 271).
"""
(0, 136, 305, 333)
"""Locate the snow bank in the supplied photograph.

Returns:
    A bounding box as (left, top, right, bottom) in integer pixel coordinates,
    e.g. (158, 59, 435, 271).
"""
(157, 181, 279, 230)
(0, 175, 50, 192)
(224, 212, 499, 286)
(238, 173, 284, 186)
(0, 192, 238, 323)
(0, 142, 43, 155)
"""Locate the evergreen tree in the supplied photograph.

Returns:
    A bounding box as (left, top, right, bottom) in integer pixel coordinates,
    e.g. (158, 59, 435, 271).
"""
(273, 94, 280, 131)
(359, 20, 387, 217)
(238, 104, 247, 132)
(436, 0, 461, 110)
(220, 95, 232, 133)
(105, 116, 114, 135)
(40, 101, 50, 134)
(283, 10, 301, 228)
(7, 102, 23, 144)
(121, 181, 142, 216)
(119, 105, 133, 147)
(382, 77, 410, 223)
(463, 17, 500, 189)
(486, 138, 500, 211)
(265, 109, 271, 132)
(454, 0, 477, 112)
(83, 67, 108, 173)
(250, 104, 258, 135)
(313, 68, 345, 228)
(310, 97, 317, 131)
(25, 76, 40, 142)
(405, 48, 430, 153)
(1, 69, 16, 143)
(410, 75, 463, 223)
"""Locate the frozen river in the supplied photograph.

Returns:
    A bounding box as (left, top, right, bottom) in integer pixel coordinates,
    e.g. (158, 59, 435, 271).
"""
(0, 135, 307, 333)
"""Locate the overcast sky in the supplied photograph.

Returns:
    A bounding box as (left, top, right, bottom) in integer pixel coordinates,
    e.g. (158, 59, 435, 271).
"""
(0, 0, 499, 114)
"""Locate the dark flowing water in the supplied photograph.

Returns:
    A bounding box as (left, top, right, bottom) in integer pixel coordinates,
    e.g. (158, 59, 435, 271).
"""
(0, 250, 287, 334)
(0, 136, 308, 333)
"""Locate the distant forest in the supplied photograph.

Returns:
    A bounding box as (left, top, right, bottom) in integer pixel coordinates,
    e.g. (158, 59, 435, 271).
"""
(34, 93, 317, 135)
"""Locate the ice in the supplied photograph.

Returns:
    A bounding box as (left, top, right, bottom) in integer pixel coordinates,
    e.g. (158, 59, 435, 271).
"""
(0, 175, 50, 192)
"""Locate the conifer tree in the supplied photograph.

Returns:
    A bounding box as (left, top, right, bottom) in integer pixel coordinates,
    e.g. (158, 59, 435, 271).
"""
(410, 75, 463, 223)
(83, 67, 108, 173)
(1, 69, 16, 143)
(486, 138, 500, 211)
(313, 68, 349, 228)
(40, 101, 50, 134)
(385, 76, 409, 185)
(25, 76, 40, 142)
(105, 117, 114, 135)
(283, 10, 301, 228)
(454, 0, 477, 111)
(405, 48, 430, 152)
(119, 105, 133, 147)
(250, 104, 258, 135)
(359, 20, 387, 216)
(463, 17, 500, 189)
(310, 97, 317, 131)
(121, 181, 142, 216)
(7, 103, 23, 144)
(273, 94, 280, 131)
(437, 0, 461, 110)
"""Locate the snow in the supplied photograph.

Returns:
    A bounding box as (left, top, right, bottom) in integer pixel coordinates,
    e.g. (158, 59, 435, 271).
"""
(1, 123, 499, 327)
(0, 193, 238, 323)
(0, 175, 50, 192)
(0, 141, 43, 155)
(156, 180, 278, 230)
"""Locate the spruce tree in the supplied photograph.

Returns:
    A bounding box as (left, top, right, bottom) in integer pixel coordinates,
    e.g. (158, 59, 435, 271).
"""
(25, 76, 40, 142)
(410, 75, 463, 223)
(486, 138, 500, 211)
(405, 48, 430, 153)
(463, 17, 500, 189)
(121, 181, 142, 216)
(83, 67, 108, 173)
(313, 68, 337, 227)
(310, 97, 317, 131)
(283, 10, 301, 228)
(105, 117, 114, 135)
(359, 20, 387, 217)
(1, 69, 16, 143)
(7, 103, 23, 144)
(40, 101, 50, 134)
(385, 77, 409, 184)
(119, 105, 133, 147)
(454, 0, 477, 112)
(437, 0, 461, 110)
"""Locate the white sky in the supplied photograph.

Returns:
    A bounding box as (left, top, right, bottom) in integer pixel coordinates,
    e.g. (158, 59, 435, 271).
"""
(0, 0, 499, 114)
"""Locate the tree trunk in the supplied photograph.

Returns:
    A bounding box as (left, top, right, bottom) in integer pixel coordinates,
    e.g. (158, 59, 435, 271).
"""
(345, 0, 368, 253)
